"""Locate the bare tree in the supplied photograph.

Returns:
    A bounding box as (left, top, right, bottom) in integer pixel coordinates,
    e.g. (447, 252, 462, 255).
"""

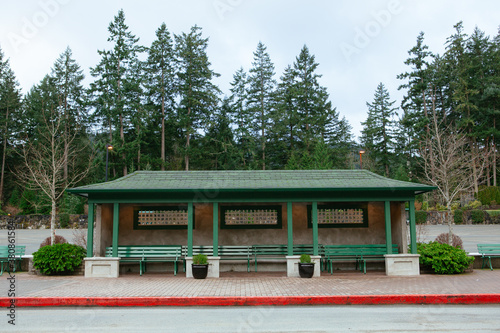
(17, 108, 93, 245)
(419, 108, 489, 244)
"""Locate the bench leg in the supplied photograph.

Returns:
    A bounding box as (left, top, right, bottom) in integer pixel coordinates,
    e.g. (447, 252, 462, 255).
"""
(489, 257, 493, 271)
(0, 262, 3, 276)
(140, 262, 143, 276)
(174, 261, 177, 276)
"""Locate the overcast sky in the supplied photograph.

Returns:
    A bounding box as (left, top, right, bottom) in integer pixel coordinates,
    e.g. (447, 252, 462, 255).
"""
(0, 0, 499, 139)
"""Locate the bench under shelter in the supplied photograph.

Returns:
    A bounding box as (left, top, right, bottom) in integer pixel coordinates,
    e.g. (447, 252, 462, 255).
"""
(67, 170, 435, 278)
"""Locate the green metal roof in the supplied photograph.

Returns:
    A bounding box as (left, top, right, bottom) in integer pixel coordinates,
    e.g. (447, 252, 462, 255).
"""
(68, 170, 435, 197)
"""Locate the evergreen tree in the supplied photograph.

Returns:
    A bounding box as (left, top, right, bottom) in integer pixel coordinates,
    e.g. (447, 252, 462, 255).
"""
(247, 42, 276, 170)
(361, 83, 398, 177)
(89, 9, 144, 177)
(292, 45, 331, 149)
(175, 25, 221, 170)
(0, 49, 22, 204)
(228, 67, 257, 168)
(51, 47, 87, 183)
(144, 23, 176, 170)
(397, 31, 433, 155)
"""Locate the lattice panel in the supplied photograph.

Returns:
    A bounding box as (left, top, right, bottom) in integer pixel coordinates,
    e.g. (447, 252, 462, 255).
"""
(224, 209, 278, 225)
(318, 208, 364, 224)
(137, 209, 188, 226)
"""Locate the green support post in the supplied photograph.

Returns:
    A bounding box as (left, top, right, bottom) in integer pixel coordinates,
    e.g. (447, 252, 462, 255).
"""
(112, 203, 119, 257)
(409, 199, 417, 254)
(384, 201, 393, 254)
(312, 201, 319, 256)
(287, 202, 293, 256)
(187, 202, 193, 257)
(213, 202, 218, 256)
(87, 202, 94, 258)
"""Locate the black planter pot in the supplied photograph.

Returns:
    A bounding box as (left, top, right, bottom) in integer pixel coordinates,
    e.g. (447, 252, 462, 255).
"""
(192, 264, 208, 279)
(298, 263, 315, 278)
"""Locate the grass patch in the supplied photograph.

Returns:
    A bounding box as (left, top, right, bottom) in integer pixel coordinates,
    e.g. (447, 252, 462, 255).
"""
(486, 210, 500, 217)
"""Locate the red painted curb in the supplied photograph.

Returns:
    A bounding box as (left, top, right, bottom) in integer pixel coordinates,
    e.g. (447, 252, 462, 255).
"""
(1, 294, 500, 307)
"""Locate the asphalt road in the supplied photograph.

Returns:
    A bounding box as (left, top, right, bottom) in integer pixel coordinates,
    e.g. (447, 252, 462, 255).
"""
(0, 225, 499, 254)
(3, 305, 500, 332)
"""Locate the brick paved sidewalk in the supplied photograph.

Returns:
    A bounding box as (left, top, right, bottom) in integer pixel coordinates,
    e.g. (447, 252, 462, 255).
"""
(3, 270, 500, 298)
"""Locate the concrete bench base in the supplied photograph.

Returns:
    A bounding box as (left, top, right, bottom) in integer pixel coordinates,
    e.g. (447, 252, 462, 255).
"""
(286, 255, 321, 278)
(185, 257, 220, 278)
(385, 254, 420, 276)
(85, 257, 119, 278)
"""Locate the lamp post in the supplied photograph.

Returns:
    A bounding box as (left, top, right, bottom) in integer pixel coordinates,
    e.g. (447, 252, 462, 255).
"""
(105, 144, 113, 182)
(359, 150, 365, 169)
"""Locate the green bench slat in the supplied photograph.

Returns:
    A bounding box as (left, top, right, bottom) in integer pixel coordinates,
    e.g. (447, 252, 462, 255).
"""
(0, 245, 25, 276)
(324, 244, 398, 274)
(477, 244, 500, 270)
(105, 245, 182, 276)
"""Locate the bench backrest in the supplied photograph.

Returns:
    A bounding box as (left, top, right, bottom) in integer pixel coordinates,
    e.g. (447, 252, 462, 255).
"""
(105, 245, 182, 258)
(0, 245, 26, 258)
(324, 244, 398, 257)
(253, 245, 288, 256)
(218, 245, 251, 256)
(477, 244, 500, 254)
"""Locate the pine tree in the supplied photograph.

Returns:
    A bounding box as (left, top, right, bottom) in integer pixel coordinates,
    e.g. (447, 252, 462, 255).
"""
(175, 25, 221, 170)
(228, 67, 256, 168)
(0, 49, 22, 204)
(144, 23, 176, 170)
(397, 32, 433, 154)
(51, 47, 86, 183)
(89, 9, 144, 177)
(247, 42, 276, 170)
(292, 45, 331, 150)
(361, 83, 398, 177)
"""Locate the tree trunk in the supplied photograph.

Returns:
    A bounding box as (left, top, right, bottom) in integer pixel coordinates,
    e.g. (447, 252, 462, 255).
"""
(51, 199, 56, 245)
(161, 94, 165, 171)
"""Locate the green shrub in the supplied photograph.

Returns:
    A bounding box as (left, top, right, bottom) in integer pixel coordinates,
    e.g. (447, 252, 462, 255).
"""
(192, 254, 208, 265)
(454, 209, 464, 225)
(33, 243, 85, 275)
(477, 186, 500, 206)
(467, 200, 482, 209)
(417, 242, 474, 274)
(415, 211, 428, 224)
(470, 210, 485, 224)
(422, 201, 429, 211)
(299, 254, 311, 264)
(59, 213, 70, 228)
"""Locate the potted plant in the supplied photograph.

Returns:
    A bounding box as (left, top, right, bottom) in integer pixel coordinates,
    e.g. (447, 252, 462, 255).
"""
(298, 254, 315, 278)
(191, 254, 208, 279)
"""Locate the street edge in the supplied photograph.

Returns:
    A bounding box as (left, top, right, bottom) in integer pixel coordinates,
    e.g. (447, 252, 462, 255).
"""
(1, 294, 500, 307)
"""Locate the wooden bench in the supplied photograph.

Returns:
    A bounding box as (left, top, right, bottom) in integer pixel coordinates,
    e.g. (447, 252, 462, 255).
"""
(323, 244, 398, 274)
(105, 245, 182, 276)
(252, 244, 321, 272)
(477, 244, 500, 270)
(0, 245, 25, 276)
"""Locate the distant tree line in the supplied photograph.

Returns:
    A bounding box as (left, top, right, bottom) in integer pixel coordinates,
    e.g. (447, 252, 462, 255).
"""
(0, 9, 498, 215)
